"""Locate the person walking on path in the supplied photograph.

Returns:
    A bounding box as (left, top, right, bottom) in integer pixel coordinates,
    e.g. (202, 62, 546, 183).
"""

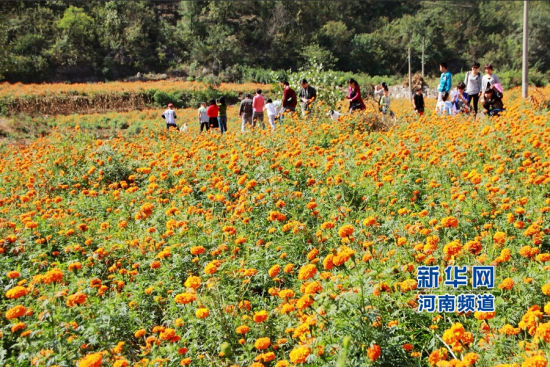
(198, 102, 209, 133)
(217, 97, 228, 134)
(438, 62, 452, 102)
(379, 87, 394, 117)
(347, 78, 366, 113)
(162, 103, 178, 130)
(264, 98, 279, 131)
(299, 79, 317, 117)
(464, 61, 482, 115)
(281, 81, 297, 113)
(252, 89, 266, 129)
(207, 99, 219, 130)
(239, 94, 254, 133)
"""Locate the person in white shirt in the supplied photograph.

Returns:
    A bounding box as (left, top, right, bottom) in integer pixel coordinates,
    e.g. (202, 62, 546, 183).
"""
(162, 103, 178, 130)
(264, 98, 279, 131)
(481, 64, 502, 97)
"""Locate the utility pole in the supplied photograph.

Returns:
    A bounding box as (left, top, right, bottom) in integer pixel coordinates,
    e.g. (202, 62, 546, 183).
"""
(408, 47, 412, 99)
(421, 37, 425, 79)
(522, 0, 529, 98)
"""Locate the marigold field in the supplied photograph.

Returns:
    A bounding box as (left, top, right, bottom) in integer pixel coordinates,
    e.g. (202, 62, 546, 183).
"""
(0, 86, 549, 367)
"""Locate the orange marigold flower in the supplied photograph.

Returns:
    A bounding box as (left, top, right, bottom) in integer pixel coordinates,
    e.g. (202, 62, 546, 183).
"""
(363, 216, 377, 226)
(254, 337, 271, 350)
(159, 328, 180, 342)
(322, 254, 334, 270)
(66, 292, 87, 307)
(7, 271, 20, 279)
(542, 283, 550, 296)
(338, 224, 354, 238)
(175, 292, 196, 305)
(5, 305, 27, 320)
(42, 268, 64, 284)
(268, 264, 281, 277)
(441, 216, 458, 228)
(535, 322, 550, 343)
(253, 310, 268, 323)
(321, 221, 334, 230)
(190, 246, 205, 255)
(498, 278, 515, 290)
(367, 344, 381, 361)
(236, 325, 250, 334)
(134, 329, 146, 338)
(5, 286, 28, 299)
(11, 322, 26, 333)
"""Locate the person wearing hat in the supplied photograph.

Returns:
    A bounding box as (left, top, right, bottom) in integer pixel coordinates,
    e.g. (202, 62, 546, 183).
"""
(162, 103, 178, 130)
(464, 62, 482, 116)
(299, 79, 317, 117)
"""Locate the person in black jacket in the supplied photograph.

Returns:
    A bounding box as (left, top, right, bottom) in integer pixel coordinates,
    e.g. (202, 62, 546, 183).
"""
(412, 88, 425, 116)
(482, 88, 504, 117)
(239, 94, 254, 132)
(299, 79, 317, 116)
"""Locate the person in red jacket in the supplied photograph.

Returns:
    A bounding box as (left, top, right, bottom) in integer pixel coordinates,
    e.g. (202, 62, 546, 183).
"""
(347, 78, 366, 113)
(281, 81, 297, 113)
(206, 99, 219, 129)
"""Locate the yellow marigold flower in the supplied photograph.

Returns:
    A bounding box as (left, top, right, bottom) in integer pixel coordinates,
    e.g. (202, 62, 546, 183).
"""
(493, 231, 507, 245)
(5, 286, 28, 299)
(184, 275, 201, 290)
(297, 264, 317, 281)
(77, 352, 103, 367)
(195, 308, 209, 319)
(289, 346, 311, 364)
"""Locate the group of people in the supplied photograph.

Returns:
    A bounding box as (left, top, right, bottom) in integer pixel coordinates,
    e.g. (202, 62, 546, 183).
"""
(427, 62, 505, 117)
(161, 62, 506, 132)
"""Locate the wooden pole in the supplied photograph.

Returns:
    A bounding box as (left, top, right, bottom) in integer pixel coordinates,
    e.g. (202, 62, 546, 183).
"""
(408, 47, 412, 99)
(421, 37, 425, 78)
(522, 0, 528, 98)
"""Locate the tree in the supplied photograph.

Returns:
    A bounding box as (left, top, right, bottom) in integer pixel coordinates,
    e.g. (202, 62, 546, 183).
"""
(51, 5, 97, 76)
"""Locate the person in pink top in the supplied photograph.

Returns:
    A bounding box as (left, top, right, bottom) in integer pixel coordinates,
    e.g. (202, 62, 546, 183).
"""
(252, 89, 266, 129)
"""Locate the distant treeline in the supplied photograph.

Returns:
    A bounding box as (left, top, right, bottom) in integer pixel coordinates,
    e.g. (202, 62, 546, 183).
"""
(1, 0, 549, 83)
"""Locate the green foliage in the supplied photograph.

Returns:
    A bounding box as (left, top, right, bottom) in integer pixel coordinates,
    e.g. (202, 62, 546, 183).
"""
(0, 1, 550, 82)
